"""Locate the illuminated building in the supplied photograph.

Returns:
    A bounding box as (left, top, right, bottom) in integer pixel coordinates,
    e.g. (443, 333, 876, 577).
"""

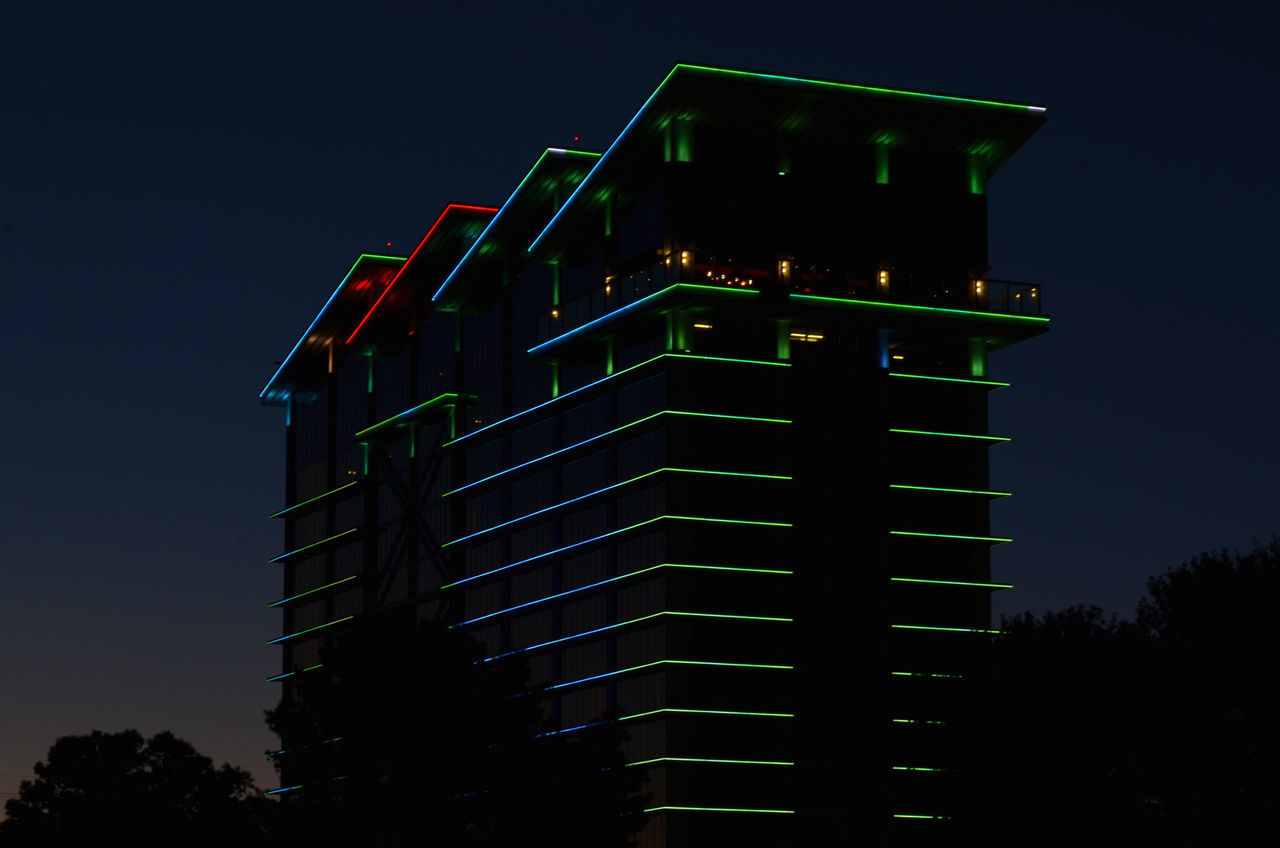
(260, 64, 1046, 845)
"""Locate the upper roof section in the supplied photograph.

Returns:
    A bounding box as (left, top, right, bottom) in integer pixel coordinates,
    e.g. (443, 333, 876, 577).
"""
(529, 63, 1046, 260)
(346, 203, 498, 346)
(432, 148, 600, 312)
(259, 254, 406, 405)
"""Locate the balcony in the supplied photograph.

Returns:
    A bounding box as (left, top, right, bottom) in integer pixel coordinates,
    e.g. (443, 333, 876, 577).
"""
(533, 250, 1044, 350)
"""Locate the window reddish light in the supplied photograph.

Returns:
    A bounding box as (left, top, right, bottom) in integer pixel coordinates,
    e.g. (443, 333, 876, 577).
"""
(345, 203, 498, 346)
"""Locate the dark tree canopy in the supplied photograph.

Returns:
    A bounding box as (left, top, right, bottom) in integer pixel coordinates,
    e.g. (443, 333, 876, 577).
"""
(265, 617, 646, 847)
(958, 541, 1280, 847)
(0, 730, 265, 848)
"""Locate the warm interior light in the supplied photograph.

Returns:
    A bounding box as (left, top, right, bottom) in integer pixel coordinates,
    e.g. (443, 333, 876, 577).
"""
(693, 323, 713, 329)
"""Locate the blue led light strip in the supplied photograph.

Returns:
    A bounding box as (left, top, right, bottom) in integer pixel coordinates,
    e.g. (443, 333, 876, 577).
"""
(889, 372, 1009, 388)
(890, 530, 1012, 543)
(549, 659, 792, 690)
(446, 409, 790, 497)
(268, 527, 360, 563)
(267, 662, 324, 682)
(528, 284, 757, 355)
(433, 148, 601, 303)
(267, 615, 355, 645)
(270, 480, 361, 518)
(443, 517, 791, 589)
(478, 610, 790, 657)
(259, 254, 406, 399)
(445, 467, 790, 547)
(446, 352, 788, 447)
(458, 563, 789, 627)
(891, 624, 1002, 634)
(889, 428, 1009, 442)
(269, 575, 359, 607)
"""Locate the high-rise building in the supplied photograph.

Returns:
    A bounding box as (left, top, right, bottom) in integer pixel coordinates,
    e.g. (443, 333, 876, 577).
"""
(261, 64, 1046, 845)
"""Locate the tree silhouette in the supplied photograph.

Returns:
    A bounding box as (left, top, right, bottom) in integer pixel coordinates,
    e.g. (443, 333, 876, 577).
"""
(265, 617, 646, 846)
(0, 730, 266, 847)
(958, 540, 1280, 846)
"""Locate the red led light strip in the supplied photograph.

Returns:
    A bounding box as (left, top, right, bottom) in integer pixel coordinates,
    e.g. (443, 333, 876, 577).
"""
(345, 203, 498, 345)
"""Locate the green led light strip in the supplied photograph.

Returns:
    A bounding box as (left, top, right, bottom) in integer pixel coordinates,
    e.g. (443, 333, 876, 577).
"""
(446, 352, 788, 447)
(890, 530, 1012, 543)
(269, 575, 359, 607)
(889, 372, 1010, 388)
(890, 484, 1011, 497)
(891, 718, 948, 725)
(890, 672, 963, 679)
(791, 293, 1050, 323)
(892, 766, 947, 772)
(444, 516, 792, 589)
(629, 757, 793, 767)
(447, 410, 790, 497)
(889, 428, 1010, 442)
(444, 467, 790, 548)
(529, 284, 759, 355)
(269, 481, 361, 518)
(266, 663, 324, 682)
(621, 708, 793, 721)
(891, 577, 1013, 589)
(267, 615, 355, 645)
(547, 660, 788, 696)
(891, 624, 1002, 634)
(676, 63, 1045, 112)
(353, 392, 473, 441)
(478, 610, 790, 656)
(268, 527, 360, 563)
(893, 814, 952, 820)
(646, 806, 794, 815)
(462, 563, 789, 626)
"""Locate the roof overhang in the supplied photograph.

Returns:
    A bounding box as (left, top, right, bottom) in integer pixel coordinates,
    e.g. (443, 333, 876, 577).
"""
(529, 63, 1046, 261)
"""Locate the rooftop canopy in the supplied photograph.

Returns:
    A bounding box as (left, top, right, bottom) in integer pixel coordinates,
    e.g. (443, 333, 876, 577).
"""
(529, 63, 1046, 261)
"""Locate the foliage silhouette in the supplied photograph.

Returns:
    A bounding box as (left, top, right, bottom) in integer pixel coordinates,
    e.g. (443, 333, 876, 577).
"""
(957, 541, 1280, 846)
(265, 617, 646, 846)
(0, 729, 266, 847)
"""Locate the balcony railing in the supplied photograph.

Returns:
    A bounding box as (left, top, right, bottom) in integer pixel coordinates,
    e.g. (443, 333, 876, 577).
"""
(535, 250, 1043, 346)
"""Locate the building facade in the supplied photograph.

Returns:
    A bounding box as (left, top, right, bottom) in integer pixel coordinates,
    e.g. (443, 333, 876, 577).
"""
(261, 64, 1046, 845)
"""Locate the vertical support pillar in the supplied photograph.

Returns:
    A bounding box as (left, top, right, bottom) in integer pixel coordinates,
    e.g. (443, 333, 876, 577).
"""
(969, 338, 987, 378)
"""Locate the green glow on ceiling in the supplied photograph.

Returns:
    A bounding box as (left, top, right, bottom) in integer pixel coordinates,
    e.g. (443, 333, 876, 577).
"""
(890, 484, 1011, 497)
(889, 428, 1009, 442)
(891, 577, 1013, 589)
(889, 372, 1009, 388)
(890, 530, 1012, 543)
(269, 480, 361, 518)
(791, 293, 1050, 323)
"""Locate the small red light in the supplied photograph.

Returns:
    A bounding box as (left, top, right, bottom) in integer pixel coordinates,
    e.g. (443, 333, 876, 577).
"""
(386, 242, 392, 247)
(573, 136, 580, 142)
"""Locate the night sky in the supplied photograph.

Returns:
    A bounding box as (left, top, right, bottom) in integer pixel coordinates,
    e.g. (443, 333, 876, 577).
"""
(3, 0, 1277, 798)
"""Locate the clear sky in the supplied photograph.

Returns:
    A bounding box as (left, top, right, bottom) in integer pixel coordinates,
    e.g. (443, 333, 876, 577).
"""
(2, 0, 1277, 800)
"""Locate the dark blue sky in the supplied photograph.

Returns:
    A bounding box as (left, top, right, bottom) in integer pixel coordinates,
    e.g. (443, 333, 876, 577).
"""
(3, 0, 1277, 796)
